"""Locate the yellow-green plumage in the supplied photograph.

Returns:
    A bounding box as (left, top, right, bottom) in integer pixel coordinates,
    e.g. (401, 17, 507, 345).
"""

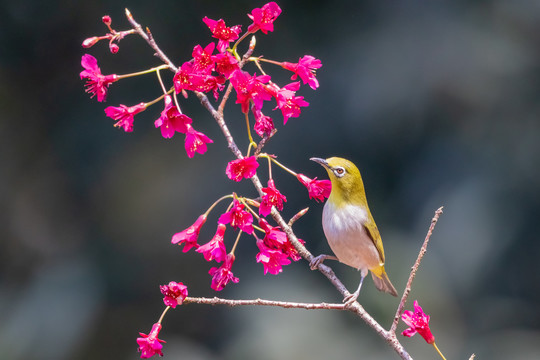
(312, 157, 397, 298)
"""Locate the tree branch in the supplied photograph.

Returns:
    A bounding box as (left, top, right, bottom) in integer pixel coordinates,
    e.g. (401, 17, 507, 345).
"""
(390, 207, 444, 334)
(183, 296, 346, 310)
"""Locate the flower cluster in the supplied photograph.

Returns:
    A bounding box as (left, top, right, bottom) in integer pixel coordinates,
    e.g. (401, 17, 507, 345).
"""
(82, 3, 334, 359)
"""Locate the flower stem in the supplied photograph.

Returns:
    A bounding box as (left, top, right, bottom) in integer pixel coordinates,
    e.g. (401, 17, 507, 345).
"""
(157, 306, 171, 324)
(231, 31, 251, 56)
(230, 231, 243, 255)
(432, 342, 447, 360)
(116, 64, 169, 80)
(263, 155, 298, 177)
(205, 194, 234, 217)
(250, 57, 283, 67)
(244, 112, 257, 155)
(156, 69, 167, 94)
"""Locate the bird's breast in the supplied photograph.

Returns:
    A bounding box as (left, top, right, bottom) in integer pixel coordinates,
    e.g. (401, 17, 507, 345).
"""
(322, 202, 381, 271)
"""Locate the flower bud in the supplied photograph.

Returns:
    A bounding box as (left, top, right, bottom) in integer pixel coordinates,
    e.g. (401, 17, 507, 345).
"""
(109, 43, 119, 54)
(82, 37, 99, 48)
(102, 15, 112, 25)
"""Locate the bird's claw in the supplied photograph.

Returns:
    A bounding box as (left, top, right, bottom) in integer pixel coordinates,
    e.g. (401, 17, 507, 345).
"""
(343, 293, 359, 308)
(309, 255, 326, 270)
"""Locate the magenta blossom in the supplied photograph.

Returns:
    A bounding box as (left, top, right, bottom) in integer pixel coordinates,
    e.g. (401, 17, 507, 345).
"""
(226, 156, 259, 182)
(272, 82, 309, 124)
(258, 218, 303, 261)
(203, 17, 242, 53)
(137, 323, 165, 359)
(252, 106, 275, 137)
(171, 214, 207, 252)
(184, 125, 213, 158)
(218, 199, 254, 234)
(80, 54, 118, 102)
(160, 281, 188, 308)
(155, 95, 192, 138)
(213, 52, 240, 78)
(247, 2, 282, 34)
(230, 70, 272, 113)
(402, 300, 436, 344)
(296, 173, 331, 202)
(196, 223, 227, 262)
(281, 55, 322, 90)
(260, 179, 287, 216)
(104, 103, 147, 132)
(208, 253, 239, 291)
(255, 238, 291, 275)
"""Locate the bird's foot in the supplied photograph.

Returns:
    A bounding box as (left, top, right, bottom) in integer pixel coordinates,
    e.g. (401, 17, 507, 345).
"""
(343, 291, 360, 308)
(309, 254, 338, 270)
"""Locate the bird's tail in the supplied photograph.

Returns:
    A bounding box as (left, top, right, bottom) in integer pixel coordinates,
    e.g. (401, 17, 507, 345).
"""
(371, 266, 398, 297)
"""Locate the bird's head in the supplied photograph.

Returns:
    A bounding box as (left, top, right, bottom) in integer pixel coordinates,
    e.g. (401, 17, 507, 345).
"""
(310, 157, 367, 207)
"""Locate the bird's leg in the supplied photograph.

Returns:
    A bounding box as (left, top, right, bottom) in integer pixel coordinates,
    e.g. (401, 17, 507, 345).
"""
(309, 254, 339, 270)
(343, 273, 366, 307)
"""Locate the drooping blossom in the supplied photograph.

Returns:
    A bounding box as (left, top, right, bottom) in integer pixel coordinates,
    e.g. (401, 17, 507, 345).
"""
(296, 173, 331, 202)
(225, 156, 259, 182)
(281, 55, 322, 90)
(247, 2, 282, 34)
(155, 95, 192, 138)
(272, 82, 309, 124)
(159, 281, 188, 308)
(252, 106, 275, 137)
(104, 103, 147, 132)
(258, 218, 303, 261)
(255, 238, 291, 275)
(171, 214, 207, 252)
(208, 253, 239, 291)
(80, 54, 118, 102)
(401, 300, 436, 344)
(184, 125, 213, 158)
(203, 17, 242, 53)
(213, 52, 240, 78)
(259, 179, 287, 216)
(229, 70, 272, 113)
(137, 323, 166, 359)
(218, 199, 254, 234)
(196, 223, 227, 262)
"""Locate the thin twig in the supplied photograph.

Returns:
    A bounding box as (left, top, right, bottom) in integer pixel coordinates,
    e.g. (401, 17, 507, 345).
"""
(390, 207, 444, 334)
(125, 9, 177, 72)
(184, 296, 346, 310)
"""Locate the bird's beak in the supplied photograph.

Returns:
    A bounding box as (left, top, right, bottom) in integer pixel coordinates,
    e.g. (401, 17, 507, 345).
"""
(310, 157, 329, 169)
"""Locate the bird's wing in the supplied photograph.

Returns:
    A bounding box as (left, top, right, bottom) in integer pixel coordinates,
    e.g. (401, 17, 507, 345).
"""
(363, 210, 385, 264)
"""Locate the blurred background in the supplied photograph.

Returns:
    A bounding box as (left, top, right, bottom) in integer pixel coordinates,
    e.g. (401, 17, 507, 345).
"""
(1, 0, 540, 358)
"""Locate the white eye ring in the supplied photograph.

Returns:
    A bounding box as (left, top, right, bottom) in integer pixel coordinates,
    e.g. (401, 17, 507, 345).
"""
(333, 167, 346, 177)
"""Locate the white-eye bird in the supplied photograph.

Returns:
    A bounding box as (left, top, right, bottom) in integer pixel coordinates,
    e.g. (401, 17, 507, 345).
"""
(310, 157, 397, 305)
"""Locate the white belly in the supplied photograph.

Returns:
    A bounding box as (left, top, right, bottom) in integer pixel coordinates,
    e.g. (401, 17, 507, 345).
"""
(322, 202, 381, 273)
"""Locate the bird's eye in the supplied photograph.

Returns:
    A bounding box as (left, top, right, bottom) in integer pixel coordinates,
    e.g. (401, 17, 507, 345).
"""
(334, 167, 345, 177)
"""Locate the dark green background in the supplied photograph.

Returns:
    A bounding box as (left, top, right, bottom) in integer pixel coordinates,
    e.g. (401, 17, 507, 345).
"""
(1, 0, 539, 359)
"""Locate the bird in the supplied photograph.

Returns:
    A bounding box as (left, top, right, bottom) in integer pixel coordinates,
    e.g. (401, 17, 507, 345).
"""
(310, 157, 397, 305)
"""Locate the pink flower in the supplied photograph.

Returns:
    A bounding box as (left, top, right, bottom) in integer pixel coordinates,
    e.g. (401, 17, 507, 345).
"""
(104, 103, 147, 132)
(247, 2, 282, 34)
(203, 17, 242, 53)
(213, 52, 240, 78)
(159, 281, 188, 308)
(80, 54, 118, 102)
(252, 106, 275, 137)
(155, 95, 192, 138)
(296, 173, 331, 202)
(218, 199, 254, 234)
(230, 70, 272, 113)
(171, 214, 207, 252)
(281, 55, 322, 90)
(208, 253, 239, 291)
(402, 300, 436, 344)
(184, 125, 213, 158)
(226, 156, 259, 182)
(137, 323, 166, 359)
(260, 179, 287, 216)
(255, 238, 291, 275)
(173, 60, 225, 100)
(258, 218, 303, 261)
(192, 43, 216, 74)
(196, 223, 227, 262)
(272, 82, 309, 124)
